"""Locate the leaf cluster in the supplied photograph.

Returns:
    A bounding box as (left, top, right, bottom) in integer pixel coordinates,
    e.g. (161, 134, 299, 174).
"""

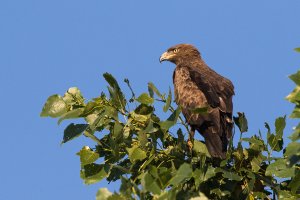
(41, 69, 300, 199)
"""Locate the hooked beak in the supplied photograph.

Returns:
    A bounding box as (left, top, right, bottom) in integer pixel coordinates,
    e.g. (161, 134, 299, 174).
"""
(159, 51, 170, 63)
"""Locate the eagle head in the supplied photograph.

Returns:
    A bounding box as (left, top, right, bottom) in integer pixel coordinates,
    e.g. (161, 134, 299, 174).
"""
(159, 44, 201, 65)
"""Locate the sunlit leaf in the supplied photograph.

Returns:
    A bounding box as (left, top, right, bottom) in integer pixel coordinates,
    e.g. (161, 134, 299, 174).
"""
(284, 142, 300, 158)
(289, 124, 300, 141)
(193, 140, 211, 157)
(289, 70, 300, 85)
(40, 95, 67, 117)
(141, 172, 161, 195)
(63, 87, 85, 106)
(169, 163, 192, 186)
(275, 116, 286, 138)
(286, 87, 300, 104)
(251, 154, 263, 172)
(210, 188, 230, 198)
(136, 93, 154, 105)
(252, 192, 267, 199)
(285, 141, 300, 167)
(265, 159, 295, 178)
(159, 106, 181, 130)
(107, 194, 127, 200)
(96, 188, 113, 200)
(242, 136, 265, 151)
(295, 47, 300, 53)
(77, 146, 99, 166)
(290, 105, 300, 118)
(267, 133, 283, 152)
(278, 190, 299, 200)
(204, 166, 216, 181)
(126, 145, 147, 163)
(58, 108, 84, 125)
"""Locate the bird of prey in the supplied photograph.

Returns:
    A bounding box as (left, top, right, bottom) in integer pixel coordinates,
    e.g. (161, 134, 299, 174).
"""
(159, 44, 234, 159)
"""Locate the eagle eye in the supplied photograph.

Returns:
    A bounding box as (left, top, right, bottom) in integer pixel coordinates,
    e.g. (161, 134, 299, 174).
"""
(173, 48, 179, 53)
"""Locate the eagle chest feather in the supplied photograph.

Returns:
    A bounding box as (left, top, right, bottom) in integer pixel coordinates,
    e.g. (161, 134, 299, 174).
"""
(173, 67, 208, 125)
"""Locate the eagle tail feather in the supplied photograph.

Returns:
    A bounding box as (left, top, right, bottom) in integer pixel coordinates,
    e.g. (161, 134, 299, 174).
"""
(198, 113, 232, 159)
(200, 127, 227, 159)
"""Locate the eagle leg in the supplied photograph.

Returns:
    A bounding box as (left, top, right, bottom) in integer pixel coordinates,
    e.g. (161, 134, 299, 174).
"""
(187, 126, 195, 151)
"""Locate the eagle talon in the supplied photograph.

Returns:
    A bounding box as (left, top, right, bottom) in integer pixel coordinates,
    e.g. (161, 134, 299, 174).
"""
(187, 139, 193, 151)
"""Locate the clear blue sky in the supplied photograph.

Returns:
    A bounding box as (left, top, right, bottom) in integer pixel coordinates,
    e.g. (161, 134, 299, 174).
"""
(1, 1, 300, 199)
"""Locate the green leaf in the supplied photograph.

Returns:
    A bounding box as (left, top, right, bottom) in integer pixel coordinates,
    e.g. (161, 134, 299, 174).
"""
(285, 141, 300, 167)
(289, 124, 300, 141)
(96, 188, 113, 200)
(107, 194, 127, 200)
(278, 190, 299, 200)
(126, 145, 147, 163)
(286, 87, 300, 104)
(295, 47, 300, 53)
(275, 116, 286, 138)
(163, 87, 172, 112)
(80, 163, 110, 185)
(215, 168, 242, 181)
(62, 87, 85, 106)
(233, 112, 248, 133)
(77, 146, 99, 166)
(265, 159, 295, 178)
(169, 163, 192, 186)
(242, 136, 265, 151)
(250, 154, 263, 172)
(141, 172, 161, 195)
(193, 169, 203, 188)
(134, 103, 154, 115)
(103, 73, 126, 109)
(204, 166, 216, 181)
(58, 108, 84, 125)
(130, 110, 151, 124)
(289, 70, 300, 86)
(112, 120, 123, 140)
(159, 106, 181, 130)
(210, 188, 230, 198)
(242, 136, 264, 147)
(138, 130, 148, 147)
(136, 93, 154, 105)
(288, 170, 300, 194)
(252, 192, 267, 199)
(284, 142, 300, 158)
(62, 123, 88, 144)
(148, 82, 162, 98)
(177, 128, 184, 150)
(40, 95, 67, 117)
(290, 105, 300, 118)
(267, 133, 283, 152)
(193, 140, 211, 157)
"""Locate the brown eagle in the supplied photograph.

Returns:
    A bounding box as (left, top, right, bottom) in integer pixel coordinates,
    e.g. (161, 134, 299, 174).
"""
(160, 44, 234, 159)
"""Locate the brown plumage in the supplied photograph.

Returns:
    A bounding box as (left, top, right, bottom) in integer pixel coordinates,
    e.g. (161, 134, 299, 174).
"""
(160, 44, 234, 159)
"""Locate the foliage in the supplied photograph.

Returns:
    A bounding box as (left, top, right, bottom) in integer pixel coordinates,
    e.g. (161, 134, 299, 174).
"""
(41, 70, 300, 199)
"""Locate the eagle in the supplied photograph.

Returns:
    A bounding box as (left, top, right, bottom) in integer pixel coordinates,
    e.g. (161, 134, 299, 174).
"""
(159, 44, 234, 159)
